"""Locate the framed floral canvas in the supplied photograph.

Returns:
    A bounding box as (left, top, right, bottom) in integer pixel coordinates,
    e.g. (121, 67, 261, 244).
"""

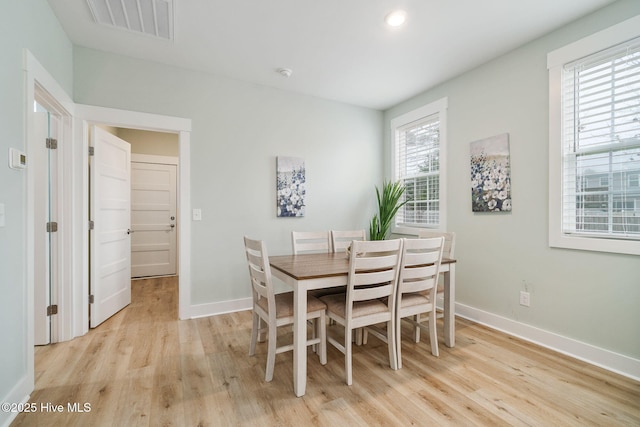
(276, 156, 306, 217)
(470, 133, 512, 212)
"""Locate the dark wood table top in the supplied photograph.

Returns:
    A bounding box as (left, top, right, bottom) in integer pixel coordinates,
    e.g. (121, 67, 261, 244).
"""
(269, 253, 349, 280)
(269, 252, 456, 281)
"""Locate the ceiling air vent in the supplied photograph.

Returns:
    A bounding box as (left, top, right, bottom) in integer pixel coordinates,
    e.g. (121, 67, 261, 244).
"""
(86, 0, 173, 41)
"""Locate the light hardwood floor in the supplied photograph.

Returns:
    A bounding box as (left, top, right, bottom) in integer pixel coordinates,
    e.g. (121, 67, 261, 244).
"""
(12, 276, 640, 426)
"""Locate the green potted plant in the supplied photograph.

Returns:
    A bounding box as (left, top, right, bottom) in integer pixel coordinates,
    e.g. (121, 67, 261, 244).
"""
(369, 180, 409, 240)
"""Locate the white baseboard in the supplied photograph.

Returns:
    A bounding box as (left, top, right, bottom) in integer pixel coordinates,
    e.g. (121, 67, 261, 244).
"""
(1, 375, 31, 427)
(187, 297, 252, 319)
(453, 301, 640, 382)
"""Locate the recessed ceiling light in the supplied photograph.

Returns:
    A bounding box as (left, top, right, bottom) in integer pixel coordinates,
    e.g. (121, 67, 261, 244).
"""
(385, 10, 407, 27)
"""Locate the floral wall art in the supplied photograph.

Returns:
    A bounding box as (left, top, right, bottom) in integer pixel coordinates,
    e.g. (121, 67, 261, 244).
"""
(470, 133, 512, 212)
(276, 156, 306, 217)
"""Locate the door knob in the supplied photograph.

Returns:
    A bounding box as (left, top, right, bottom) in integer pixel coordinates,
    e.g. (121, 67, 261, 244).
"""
(170, 224, 175, 228)
(127, 229, 132, 234)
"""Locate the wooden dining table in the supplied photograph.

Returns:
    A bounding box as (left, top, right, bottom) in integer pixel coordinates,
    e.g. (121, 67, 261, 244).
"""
(269, 251, 457, 397)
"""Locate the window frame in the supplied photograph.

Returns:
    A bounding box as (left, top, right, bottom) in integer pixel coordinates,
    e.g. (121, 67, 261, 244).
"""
(390, 97, 448, 235)
(547, 15, 640, 256)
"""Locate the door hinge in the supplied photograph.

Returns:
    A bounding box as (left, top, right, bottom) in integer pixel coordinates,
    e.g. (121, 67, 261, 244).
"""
(46, 305, 58, 316)
(88, 146, 95, 156)
(46, 222, 58, 232)
(46, 138, 58, 149)
(89, 295, 95, 304)
(88, 220, 94, 230)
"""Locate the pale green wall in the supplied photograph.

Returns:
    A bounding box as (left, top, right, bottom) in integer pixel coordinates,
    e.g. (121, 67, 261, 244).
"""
(0, 0, 73, 422)
(386, 0, 640, 359)
(73, 48, 383, 303)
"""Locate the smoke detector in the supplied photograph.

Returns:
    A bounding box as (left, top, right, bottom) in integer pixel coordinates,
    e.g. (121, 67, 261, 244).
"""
(277, 68, 293, 78)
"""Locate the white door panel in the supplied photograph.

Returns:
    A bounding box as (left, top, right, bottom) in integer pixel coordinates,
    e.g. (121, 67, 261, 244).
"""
(90, 126, 131, 328)
(131, 162, 177, 277)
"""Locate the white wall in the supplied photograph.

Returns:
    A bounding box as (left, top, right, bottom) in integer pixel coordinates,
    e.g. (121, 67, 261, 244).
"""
(386, 0, 640, 364)
(0, 1, 73, 425)
(73, 48, 383, 305)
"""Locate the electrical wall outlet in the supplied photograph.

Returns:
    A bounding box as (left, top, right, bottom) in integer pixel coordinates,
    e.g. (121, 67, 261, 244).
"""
(519, 291, 530, 307)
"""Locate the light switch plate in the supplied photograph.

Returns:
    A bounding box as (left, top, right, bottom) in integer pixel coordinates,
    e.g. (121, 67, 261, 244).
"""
(192, 208, 202, 221)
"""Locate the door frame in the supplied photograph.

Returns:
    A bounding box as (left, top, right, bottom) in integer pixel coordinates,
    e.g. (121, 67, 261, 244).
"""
(76, 105, 192, 336)
(24, 50, 74, 396)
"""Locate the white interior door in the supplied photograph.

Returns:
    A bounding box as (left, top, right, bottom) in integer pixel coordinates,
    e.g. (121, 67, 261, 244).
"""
(131, 160, 177, 277)
(90, 126, 131, 328)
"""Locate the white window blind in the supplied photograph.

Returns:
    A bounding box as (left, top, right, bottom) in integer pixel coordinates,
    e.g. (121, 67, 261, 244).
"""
(561, 36, 640, 240)
(395, 113, 440, 227)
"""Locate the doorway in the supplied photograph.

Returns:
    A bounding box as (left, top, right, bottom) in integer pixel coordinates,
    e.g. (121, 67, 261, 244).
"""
(77, 105, 192, 335)
(88, 126, 180, 328)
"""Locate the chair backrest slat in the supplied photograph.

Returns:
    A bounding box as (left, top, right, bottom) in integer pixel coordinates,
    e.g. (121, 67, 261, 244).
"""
(398, 237, 444, 298)
(292, 231, 331, 254)
(417, 230, 455, 258)
(347, 239, 402, 307)
(244, 236, 275, 306)
(331, 229, 366, 253)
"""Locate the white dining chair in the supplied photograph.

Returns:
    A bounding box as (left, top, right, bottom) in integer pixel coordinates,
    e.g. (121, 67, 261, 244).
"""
(330, 229, 366, 253)
(417, 230, 455, 324)
(320, 238, 403, 385)
(395, 237, 444, 368)
(293, 230, 346, 303)
(292, 231, 332, 254)
(244, 236, 327, 382)
(417, 230, 455, 259)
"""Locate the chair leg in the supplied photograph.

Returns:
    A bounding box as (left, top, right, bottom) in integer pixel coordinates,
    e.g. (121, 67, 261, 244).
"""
(311, 319, 318, 353)
(387, 319, 398, 370)
(258, 317, 267, 343)
(265, 321, 277, 382)
(249, 311, 259, 356)
(429, 309, 439, 357)
(355, 328, 363, 345)
(318, 313, 327, 365)
(344, 326, 353, 386)
(396, 314, 403, 369)
(413, 313, 421, 343)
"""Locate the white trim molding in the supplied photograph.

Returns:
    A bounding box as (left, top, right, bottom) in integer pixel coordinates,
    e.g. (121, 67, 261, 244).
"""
(390, 97, 448, 234)
(547, 14, 640, 256)
(187, 297, 252, 319)
(455, 302, 640, 382)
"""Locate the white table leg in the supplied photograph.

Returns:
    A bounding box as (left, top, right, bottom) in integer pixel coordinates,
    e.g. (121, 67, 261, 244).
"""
(293, 284, 307, 397)
(443, 263, 455, 347)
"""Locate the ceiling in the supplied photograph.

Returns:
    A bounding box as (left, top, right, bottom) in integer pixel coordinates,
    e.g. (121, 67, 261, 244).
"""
(47, 0, 617, 110)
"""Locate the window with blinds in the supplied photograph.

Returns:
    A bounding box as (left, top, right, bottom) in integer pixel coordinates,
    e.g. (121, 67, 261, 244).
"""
(394, 113, 441, 227)
(561, 37, 640, 240)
